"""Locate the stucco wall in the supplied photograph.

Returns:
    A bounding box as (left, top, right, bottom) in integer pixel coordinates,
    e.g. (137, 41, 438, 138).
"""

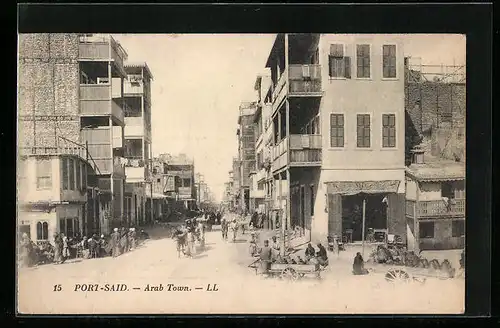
(318, 35, 406, 171)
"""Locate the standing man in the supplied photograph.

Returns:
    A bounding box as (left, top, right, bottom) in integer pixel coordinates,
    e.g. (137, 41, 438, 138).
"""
(111, 228, 120, 257)
(259, 240, 273, 275)
(230, 219, 239, 242)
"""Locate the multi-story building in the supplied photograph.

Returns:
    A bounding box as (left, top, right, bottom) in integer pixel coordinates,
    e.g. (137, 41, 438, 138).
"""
(153, 154, 197, 214)
(18, 33, 129, 236)
(264, 34, 407, 245)
(237, 102, 257, 213)
(231, 158, 241, 210)
(122, 62, 154, 227)
(249, 73, 273, 215)
(405, 146, 465, 252)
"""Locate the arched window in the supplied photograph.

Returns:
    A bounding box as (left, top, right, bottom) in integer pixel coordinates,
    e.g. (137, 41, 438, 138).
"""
(36, 221, 49, 240)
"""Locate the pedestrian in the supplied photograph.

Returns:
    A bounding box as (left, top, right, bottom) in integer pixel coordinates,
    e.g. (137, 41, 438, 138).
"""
(259, 240, 273, 275)
(19, 233, 32, 268)
(61, 233, 70, 263)
(89, 235, 98, 259)
(230, 219, 238, 242)
(305, 243, 315, 262)
(53, 233, 63, 264)
(316, 243, 328, 267)
(129, 228, 137, 250)
(111, 228, 120, 257)
(352, 252, 369, 275)
(120, 227, 129, 253)
(221, 217, 228, 240)
(271, 236, 280, 254)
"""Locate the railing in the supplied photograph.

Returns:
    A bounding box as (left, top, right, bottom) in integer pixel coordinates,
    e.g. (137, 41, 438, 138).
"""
(406, 199, 465, 218)
(288, 64, 322, 94)
(272, 137, 288, 160)
(80, 84, 110, 100)
(113, 157, 126, 176)
(124, 80, 144, 95)
(18, 146, 86, 159)
(290, 149, 322, 164)
(272, 69, 288, 106)
(289, 134, 322, 150)
(125, 166, 145, 181)
(78, 34, 128, 70)
(124, 117, 144, 137)
(111, 100, 125, 124)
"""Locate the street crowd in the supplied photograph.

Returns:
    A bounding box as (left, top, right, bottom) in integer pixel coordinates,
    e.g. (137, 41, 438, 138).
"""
(18, 227, 151, 268)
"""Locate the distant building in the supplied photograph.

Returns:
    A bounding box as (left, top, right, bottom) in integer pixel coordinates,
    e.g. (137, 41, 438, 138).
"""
(405, 146, 465, 252)
(237, 102, 257, 213)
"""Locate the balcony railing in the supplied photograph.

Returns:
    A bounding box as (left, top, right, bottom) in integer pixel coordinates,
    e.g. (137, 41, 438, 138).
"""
(79, 85, 124, 124)
(289, 64, 322, 94)
(124, 80, 144, 95)
(289, 134, 322, 150)
(290, 149, 322, 165)
(78, 34, 127, 72)
(124, 117, 145, 137)
(18, 146, 87, 159)
(406, 199, 465, 218)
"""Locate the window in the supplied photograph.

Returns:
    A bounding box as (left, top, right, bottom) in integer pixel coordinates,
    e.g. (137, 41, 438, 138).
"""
(36, 221, 49, 240)
(382, 114, 396, 148)
(310, 185, 315, 216)
(183, 178, 191, 188)
(328, 44, 351, 78)
(441, 182, 454, 199)
(452, 220, 465, 237)
(419, 222, 435, 239)
(382, 45, 397, 78)
(356, 44, 371, 78)
(36, 158, 52, 189)
(68, 158, 75, 190)
(157, 178, 161, 183)
(356, 114, 371, 148)
(330, 114, 345, 147)
(76, 160, 81, 190)
(60, 218, 75, 237)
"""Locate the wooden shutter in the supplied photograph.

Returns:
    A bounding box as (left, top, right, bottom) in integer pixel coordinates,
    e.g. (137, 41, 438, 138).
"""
(328, 194, 342, 237)
(344, 56, 351, 78)
(328, 56, 334, 77)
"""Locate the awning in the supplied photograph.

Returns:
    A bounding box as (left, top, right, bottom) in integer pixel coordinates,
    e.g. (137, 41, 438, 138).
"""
(326, 180, 401, 196)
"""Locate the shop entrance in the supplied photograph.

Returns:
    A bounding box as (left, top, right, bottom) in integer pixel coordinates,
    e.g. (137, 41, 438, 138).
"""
(342, 194, 387, 242)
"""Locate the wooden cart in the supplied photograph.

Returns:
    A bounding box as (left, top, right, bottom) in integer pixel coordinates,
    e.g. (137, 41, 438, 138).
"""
(367, 262, 456, 285)
(249, 260, 325, 280)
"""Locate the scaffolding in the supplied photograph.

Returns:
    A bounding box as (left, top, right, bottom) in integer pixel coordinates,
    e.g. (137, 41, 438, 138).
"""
(405, 57, 466, 84)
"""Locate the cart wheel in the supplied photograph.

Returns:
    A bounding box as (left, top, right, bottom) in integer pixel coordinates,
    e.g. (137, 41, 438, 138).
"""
(299, 273, 306, 278)
(385, 269, 411, 284)
(281, 267, 299, 281)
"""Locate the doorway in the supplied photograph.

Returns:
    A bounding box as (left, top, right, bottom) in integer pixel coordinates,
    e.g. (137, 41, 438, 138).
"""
(342, 194, 387, 242)
(300, 185, 305, 229)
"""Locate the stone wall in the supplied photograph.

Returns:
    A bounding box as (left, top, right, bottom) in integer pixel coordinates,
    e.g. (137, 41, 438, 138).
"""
(18, 33, 80, 148)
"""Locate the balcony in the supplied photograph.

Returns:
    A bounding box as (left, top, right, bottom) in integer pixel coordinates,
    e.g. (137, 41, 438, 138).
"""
(124, 77, 144, 95)
(250, 189, 266, 199)
(78, 34, 127, 75)
(271, 64, 322, 110)
(124, 117, 145, 137)
(406, 198, 465, 218)
(79, 84, 125, 125)
(125, 166, 146, 183)
(271, 135, 322, 172)
(91, 157, 125, 176)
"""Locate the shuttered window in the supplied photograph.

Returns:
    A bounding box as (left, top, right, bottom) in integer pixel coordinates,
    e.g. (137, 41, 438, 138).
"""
(382, 45, 397, 78)
(330, 114, 344, 147)
(356, 114, 371, 148)
(328, 44, 351, 78)
(36, 158, 52, 189)
(382, 114, 396, 147)
(356, 44, 371, 78)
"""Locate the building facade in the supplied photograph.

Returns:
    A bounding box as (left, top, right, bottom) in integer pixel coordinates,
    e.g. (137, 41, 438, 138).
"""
(123, 62, 154, 227)
(405, 147, 465, 252)
(264, 34, 407, 244)
(237, 102, 257, 213)
(18, 33, 132, 235)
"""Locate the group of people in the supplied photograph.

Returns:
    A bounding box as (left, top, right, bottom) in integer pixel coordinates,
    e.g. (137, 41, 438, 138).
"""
(173, 217, 206, 258)
(109, 227, 139, 258)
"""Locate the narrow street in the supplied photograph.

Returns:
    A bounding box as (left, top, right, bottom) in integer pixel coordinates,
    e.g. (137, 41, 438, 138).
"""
(18, 226, 464, 314)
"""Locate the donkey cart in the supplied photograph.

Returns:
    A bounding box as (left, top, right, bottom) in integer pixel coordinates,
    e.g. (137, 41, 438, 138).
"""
(249, 260, 326, 280)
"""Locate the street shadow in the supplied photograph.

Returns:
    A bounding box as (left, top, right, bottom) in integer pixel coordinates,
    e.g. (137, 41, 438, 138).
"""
(231, 239, 248, 244)
(192, 254, 208, 260)
(196, 245, 214, 253)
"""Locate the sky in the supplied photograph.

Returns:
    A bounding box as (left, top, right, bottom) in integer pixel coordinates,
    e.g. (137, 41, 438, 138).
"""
(113, 34, 465, 202)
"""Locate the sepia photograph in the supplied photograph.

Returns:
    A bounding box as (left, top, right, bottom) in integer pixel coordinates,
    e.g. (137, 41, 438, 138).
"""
(17, 32, 467, 314)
